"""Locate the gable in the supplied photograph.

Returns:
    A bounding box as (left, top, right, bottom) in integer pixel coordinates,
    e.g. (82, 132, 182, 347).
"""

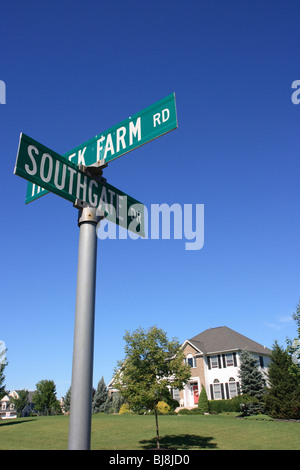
(182, 340, 203, 355)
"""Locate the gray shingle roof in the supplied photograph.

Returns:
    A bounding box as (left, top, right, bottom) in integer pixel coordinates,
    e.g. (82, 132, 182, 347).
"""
(188, 326, 272, 355)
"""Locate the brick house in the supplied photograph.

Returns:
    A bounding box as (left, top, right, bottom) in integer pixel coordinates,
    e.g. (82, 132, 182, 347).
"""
(175, 326, 271, 407)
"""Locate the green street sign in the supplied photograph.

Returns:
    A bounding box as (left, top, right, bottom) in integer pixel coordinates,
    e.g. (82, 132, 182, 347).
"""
(26, 92, 177, 204)
(15, 133, 145, 237)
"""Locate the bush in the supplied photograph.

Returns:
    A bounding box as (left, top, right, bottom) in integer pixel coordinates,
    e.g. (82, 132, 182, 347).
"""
(198, 386, 210, 413)
(209, 394, 259, 414)
(240, 400, 265, 416)
(156, 401, 170, 414)
(243, 414, 274, 421)
(177, 408, 203, 415)
(118, 404, 131, 414)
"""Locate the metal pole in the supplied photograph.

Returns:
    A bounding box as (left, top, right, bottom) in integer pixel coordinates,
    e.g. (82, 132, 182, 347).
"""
(68, 204, 101, 450)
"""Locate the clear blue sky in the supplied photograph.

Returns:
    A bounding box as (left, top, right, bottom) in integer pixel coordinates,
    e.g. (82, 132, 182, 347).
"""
(1, 0, 299, 399)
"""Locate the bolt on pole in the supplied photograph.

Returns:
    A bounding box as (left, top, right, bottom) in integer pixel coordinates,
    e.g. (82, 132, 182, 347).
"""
(68, 204, 101, 450)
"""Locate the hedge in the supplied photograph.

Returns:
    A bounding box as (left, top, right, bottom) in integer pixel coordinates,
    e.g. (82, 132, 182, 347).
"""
(209, 394, 260, 414)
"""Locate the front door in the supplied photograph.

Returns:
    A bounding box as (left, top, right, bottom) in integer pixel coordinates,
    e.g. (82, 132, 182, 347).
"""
(191, 382, 199, 405)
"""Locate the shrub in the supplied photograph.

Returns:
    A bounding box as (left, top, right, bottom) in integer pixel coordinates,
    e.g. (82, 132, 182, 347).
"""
(243, 414, 274, 421)
(198, 386, 210, 413)
(156, 401, 171, 414)
(119, 404, 130, 414)
(209, 394, 259, 414)
(177, 408, 202, 415)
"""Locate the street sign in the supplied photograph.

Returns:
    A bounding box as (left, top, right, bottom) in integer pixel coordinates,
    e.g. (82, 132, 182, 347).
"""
(15, 133, 145, 237)
(26, 92, 177, 204)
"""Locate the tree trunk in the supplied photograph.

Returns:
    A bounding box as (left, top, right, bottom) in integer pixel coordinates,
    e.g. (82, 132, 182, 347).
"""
(154, 406, 160, 449)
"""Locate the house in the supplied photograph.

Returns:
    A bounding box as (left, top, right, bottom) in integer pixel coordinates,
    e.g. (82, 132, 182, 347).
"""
(0, 391, 18, 419)
(0, 390, 35, 419)
(176, 326, 271, 408)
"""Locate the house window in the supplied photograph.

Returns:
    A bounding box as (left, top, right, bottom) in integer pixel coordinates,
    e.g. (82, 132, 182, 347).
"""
(228, 378, 238, 398)
(259, 356, 264, 368)
(226, 354, 234, 367)
(213, 379, 222, 399)
(210, 356, 219, 368)
(185, 354, 197, 368)
(10, 403, 14, 410)
(1, 403, 6, 410)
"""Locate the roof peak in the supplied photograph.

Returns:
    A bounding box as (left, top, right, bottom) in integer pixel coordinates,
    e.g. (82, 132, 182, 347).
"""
(188, 326, 271, 355)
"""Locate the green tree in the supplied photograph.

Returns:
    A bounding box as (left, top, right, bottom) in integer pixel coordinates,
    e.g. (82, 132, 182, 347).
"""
(11, 389, 29, 415)
(110, 392, 125, 414)
(92, 377, 111, 413)
(198, 385, 210, 413)
(113, 326, 191, 449)
(286, 301, 300, 378)
(264, 341, 300, 419)
(0, 343, 8, 399)
(63, 387, 71, 413)
(238, 349, 266, 400)
(33, 380, 61, 415)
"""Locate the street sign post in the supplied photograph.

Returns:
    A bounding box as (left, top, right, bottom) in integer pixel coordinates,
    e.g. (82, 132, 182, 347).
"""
(26, 92, 177, 204)
(15, 133, 145, 237)
(68, 205, 100, 450)
(14, 93, 178, 450)
(14, 132, 146, 450)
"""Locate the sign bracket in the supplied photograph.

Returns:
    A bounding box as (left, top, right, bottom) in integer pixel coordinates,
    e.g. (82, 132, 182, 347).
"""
(78, 163, 107, 184)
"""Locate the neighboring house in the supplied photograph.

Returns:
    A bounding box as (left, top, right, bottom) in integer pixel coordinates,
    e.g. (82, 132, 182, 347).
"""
(176, 326, 271, 408)
(0, 391, 18, 419)
(0, 390, 35, 419)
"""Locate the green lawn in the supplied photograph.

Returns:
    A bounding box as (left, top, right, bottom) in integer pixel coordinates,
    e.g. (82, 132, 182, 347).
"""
(0, 414, 299, 450)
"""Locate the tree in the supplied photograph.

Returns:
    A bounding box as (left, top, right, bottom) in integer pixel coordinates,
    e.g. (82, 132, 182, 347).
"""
(238, 349, 266, 400)
(264, 341, 300, 419)
(63, 387, 71, 413)
(11, 389, 29, 415)
(113, 326, 191, 449)
(0, 343, 8, 399)
(92, 377, 111, 413)
(286, 301, 300, 378)
(198, 385, 210, 413)
(110, 392, 125, 414)
(33, 380, 61, 415)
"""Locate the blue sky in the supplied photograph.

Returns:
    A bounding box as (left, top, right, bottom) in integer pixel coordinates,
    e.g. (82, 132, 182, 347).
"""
(1, 0, 299, 399)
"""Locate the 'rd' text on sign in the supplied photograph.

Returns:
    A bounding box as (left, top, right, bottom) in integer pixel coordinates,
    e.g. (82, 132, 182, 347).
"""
(15, 133, 145, 237)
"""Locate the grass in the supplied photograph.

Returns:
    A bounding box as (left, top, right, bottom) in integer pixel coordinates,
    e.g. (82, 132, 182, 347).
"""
(0, 413, 299, 450)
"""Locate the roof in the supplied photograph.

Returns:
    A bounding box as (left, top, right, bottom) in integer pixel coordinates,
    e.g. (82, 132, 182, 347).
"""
(187, 326, 272, 356)
(0, 390, 36, 403)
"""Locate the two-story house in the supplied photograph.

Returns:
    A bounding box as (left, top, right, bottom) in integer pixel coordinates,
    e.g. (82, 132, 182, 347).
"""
(0, 390, 18, 419)
(0, 390, 35, 419)
(176, 326, 271, 407)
